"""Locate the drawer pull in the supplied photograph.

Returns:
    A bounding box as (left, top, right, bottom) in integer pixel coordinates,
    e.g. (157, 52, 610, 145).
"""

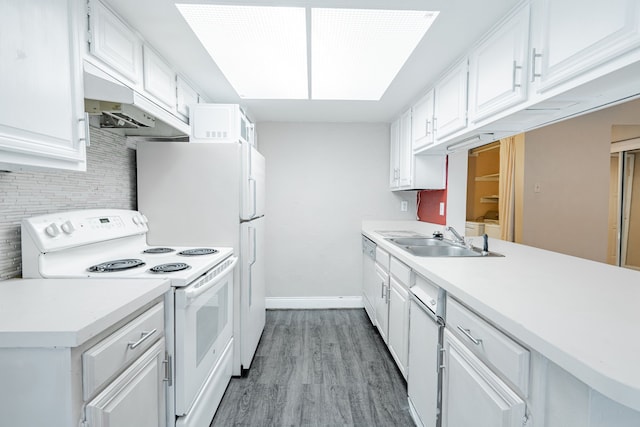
(457, 325, 482, 345)
(128, 329, 157, 350)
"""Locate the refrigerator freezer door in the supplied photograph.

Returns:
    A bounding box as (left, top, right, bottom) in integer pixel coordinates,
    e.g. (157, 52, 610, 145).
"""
(241, 142, 265, 221)
(240, 216, 266, 369)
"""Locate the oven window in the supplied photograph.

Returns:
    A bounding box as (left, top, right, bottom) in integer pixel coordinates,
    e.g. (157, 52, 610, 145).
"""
(195, 283, 229, 365)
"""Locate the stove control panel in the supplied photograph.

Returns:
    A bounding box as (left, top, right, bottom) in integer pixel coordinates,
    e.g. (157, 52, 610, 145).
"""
(22, 209, 149, 252)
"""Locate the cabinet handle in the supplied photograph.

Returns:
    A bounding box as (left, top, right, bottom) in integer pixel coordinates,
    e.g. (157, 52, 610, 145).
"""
(381, 282, 385, 298)
(163, 352, 173, 386)
(531, 48, 543, 82)
(78, 113, 90, 147)
(439, 347, 446, 371)
(456, 325, 482, 345)
(512, 60, 523, 91)
(128, 328, 157, 349)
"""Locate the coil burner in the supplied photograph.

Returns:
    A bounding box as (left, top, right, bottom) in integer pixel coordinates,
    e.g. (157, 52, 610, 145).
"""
(178, 248, 219, 256)
(88, 259, 145, 272)
(150, 263, 191, 273)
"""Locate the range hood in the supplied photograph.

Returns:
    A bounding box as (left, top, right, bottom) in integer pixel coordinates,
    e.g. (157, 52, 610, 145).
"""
(83, 61, 189, 137)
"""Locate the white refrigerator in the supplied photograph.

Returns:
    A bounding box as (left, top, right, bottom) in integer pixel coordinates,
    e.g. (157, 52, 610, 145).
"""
(136, 140, 266, 375)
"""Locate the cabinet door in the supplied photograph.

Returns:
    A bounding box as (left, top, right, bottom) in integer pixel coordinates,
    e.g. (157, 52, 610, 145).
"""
(176, 76, 199, 120)
(531, 0, 640, 92)
(87, 0, 142, 85)
(468, 4, 530, 122)
(388, 277, 409, 378)
(434, 60, 469, 142)
(441, 330, 526, 427)
(389, 119, 401, 189)
(407, 300, 440, 427)
(143, 46, 177, 110)
(85, 338, 167, 427)
(398, 109, 413, 188)
(374, 265, 389, 343)
(412, 90, 435, 152)
(0, 0, 87, 172)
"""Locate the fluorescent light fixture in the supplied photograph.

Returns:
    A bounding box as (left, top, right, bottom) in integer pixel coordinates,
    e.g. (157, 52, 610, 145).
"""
(176, 5, 438, 101)
(446, 134, 497, 152)
(311, 8, 438, 100)
(176, 4, 308, 99)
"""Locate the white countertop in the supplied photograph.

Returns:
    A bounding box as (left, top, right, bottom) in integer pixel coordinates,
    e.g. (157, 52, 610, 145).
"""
(0, 278, 170, 348)
(363, 220, 640, 412)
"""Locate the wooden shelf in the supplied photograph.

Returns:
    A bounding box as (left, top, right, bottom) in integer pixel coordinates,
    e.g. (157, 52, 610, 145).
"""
(480, 195, 499, 203)
(475, 173, 500, 182)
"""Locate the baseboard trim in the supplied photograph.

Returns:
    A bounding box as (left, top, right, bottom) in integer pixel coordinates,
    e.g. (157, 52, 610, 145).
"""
(265, 296, 364, 309)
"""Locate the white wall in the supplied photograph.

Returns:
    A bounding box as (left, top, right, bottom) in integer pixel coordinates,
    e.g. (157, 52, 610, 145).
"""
(257, 122, 416, 299)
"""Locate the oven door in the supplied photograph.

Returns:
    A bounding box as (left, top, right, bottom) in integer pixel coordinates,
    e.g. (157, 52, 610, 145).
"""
(174, 256, 236, 415)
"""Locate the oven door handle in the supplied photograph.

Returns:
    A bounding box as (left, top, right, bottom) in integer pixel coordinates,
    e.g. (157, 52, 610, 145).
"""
(184, 256, 238, 302)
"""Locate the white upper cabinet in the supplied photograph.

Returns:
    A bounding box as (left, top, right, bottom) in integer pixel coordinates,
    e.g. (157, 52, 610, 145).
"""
(412, 89, 436, 152)
(389, 119, 401, 188)
(468, 4, 530, 123)
(390, 109, 446, 191)
(530, 0, 640, 93)
(143, 46, 177, 110)
(398, 109, 413, 188)
(176, 76, 199, 120)
(0, 0, 87, 172)
(434, 60, 469, 142)
(87, 0, 142, 86)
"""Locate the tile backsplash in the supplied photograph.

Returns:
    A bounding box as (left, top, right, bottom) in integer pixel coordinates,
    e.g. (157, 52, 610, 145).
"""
(0, 128, 137, 279)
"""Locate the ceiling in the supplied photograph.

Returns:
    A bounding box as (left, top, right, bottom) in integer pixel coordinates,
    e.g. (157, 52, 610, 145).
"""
(103, 0, 521, 123)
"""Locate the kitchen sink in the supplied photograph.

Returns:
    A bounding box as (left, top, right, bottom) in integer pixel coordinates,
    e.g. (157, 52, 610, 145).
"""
(386, 236, 503, 258)
(386, 237, 451, 247)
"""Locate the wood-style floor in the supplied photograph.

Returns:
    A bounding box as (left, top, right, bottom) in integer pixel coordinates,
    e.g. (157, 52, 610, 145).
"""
(210, 309, 415, 427)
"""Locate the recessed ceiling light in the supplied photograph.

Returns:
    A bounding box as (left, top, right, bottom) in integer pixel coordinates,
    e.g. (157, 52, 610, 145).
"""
(311, 8, 439, 101)
(176, 5, 438, 101)
(176, 4, 308, 100)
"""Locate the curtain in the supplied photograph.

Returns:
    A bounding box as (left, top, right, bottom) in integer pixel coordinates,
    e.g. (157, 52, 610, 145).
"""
(499, 136, 516, 241)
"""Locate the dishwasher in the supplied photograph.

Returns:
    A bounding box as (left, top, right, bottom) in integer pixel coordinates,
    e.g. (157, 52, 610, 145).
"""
(408, 274, 446, 427)
(361, 235, 377, 324)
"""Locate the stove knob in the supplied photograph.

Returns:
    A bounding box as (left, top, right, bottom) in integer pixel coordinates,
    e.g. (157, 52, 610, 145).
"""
(44, 223, 60, 237)
(132, 216, 141, 225)
(61, 220, 75, 234)
(141, 214, 149, 223)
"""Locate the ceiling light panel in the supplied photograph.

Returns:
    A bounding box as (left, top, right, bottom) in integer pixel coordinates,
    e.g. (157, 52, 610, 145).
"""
(311, 9, 439, 101)
(176, 4, 308, 99)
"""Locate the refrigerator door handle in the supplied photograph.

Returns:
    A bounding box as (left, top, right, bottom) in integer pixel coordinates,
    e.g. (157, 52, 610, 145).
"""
(249, 177, 257, 219)
(248, 226, 256, 307)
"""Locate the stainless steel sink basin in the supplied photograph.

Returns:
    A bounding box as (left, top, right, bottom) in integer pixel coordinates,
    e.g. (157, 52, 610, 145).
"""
(404, 245, 483, 257)
(386, 236, 503, 257)
(387, 237, 450, 247)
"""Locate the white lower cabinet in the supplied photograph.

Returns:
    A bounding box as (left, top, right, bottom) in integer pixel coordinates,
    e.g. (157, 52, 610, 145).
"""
(441, 329, 526, 427)
(374, 262, 390, 343)
(387, 257, 411, 378)
(86, 338, 167, 427)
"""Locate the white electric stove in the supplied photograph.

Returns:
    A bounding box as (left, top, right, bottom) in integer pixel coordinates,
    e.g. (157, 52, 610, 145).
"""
(21, 209, 236, 427)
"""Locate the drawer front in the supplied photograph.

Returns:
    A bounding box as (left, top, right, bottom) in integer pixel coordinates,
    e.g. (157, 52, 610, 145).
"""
(375, 247, 390, 270)
(83, 302, 165, 400)
(390, 256, 411, 287)
(446, 297, 529, 396)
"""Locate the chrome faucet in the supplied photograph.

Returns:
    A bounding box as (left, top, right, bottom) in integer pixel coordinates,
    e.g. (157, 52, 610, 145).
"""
(445, 226, 465, 245)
